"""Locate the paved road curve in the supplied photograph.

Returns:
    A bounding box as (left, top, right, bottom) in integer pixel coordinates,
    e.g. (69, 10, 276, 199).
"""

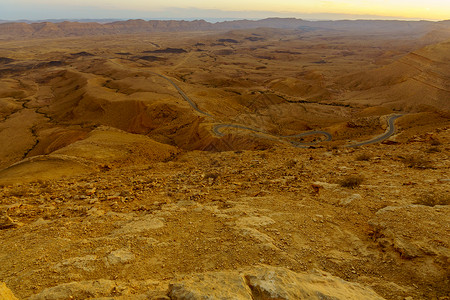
(120, 61, 401, 148)
(213, 124, 332, 148)
(150, 72, 214, 118)
(152, 70, 334, 147)
(346, 114, 402, 148)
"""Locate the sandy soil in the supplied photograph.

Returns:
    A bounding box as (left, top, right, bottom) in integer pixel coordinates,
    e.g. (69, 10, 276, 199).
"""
(0, 27, 449, 299)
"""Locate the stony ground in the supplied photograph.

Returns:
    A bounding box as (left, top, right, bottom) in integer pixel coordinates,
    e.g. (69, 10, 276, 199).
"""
(0, 126, 449, 299)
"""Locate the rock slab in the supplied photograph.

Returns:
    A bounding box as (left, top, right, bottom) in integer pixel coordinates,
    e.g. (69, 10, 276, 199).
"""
(169, 266, 385, 300)
(0, 282, 19, 300)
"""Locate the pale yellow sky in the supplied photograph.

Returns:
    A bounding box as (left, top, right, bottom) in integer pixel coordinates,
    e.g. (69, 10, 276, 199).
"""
(72, 0, 450, 19)
(2, 0, 449, 20)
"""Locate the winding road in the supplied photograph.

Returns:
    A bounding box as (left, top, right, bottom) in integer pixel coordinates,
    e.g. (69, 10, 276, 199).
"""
(346, 114, 402, 148)
(150, 72, 213, 117)
(120, 60, 401, 148)
(213, 124, 332, 148)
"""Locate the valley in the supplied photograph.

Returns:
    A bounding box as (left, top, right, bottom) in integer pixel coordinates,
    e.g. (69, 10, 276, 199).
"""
(0, 19, 449, 299)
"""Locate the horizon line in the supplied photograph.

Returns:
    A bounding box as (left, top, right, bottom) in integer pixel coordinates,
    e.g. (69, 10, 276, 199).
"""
(0, 16, 448, 23)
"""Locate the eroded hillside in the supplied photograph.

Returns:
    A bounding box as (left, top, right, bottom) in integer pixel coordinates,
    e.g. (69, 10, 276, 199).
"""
(0, 25, 449, 299)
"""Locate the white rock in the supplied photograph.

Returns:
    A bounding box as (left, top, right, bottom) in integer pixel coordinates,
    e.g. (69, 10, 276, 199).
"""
(52, 255, 98, 272)
(29, 279, 130, 300)
(112, 215, 164, 236)
(339, 194, 362, 206)
(107, 248, 135, 265)
(236, 215, 275, 227)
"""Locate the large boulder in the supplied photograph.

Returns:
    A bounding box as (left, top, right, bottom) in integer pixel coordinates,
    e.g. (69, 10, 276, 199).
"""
(169, 266, 385, 300)
(369, 205, 449, 259)
(369, 205, 449, 294)
(29, 279, 130, 300)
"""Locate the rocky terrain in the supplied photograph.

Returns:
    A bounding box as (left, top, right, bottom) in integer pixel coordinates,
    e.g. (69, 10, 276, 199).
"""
(0, 21, 449, 299)
(0, 18, 450, 40)
(1, 129, 449, 299)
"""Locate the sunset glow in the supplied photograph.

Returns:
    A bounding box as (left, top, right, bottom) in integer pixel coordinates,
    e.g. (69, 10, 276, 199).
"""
(1, 0, 449, 20)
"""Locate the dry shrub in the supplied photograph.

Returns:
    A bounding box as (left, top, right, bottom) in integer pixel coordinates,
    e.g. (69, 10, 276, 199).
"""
(356, 153, 372, 161)
(204, 172, 219, 181)
(414, 191, 449, 207)
(430, 139, 441, 146)
(209, 159, 221, 167)
(426, 147, 440, 153)
(7, 186, 29, 197)
(34, 179, 51, 189)
(39, 185, 53, 194)
(403, 155, 433, 169)
(339, 175, 364, 189)
(286, 159, 298, 168)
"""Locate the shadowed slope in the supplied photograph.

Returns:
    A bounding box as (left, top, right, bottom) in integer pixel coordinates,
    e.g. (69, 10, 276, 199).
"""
(339, 40, 450, 111)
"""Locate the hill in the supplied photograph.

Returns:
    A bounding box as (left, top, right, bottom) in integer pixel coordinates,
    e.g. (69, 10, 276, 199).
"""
(0, 18, 448, 39)
(0, 26, 448, 300)
(339, 40, 450, 111)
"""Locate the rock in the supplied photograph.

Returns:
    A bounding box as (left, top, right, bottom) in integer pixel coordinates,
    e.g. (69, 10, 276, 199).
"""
(311, 181, 339, 192)
(381, 139, 399, 145)
(86, 188, 96, 196)
(107, 195, 123, 201)
(239, 227, 278, 249)
(107, 248, 135, 265)
(168, 272, 253, 299)
(52, 255, 98, 272)
(32, 217, 51, 226)
(168, 266, 385, 300)
(29, 279, 130, 300)
(120, 190, 131, 197)
(0, 213, 22, 229)
(87, 207, 105, 217)
(244, 266, 385, 300)
(339, 194, 362, 206)
(0, 282, 19, 300)
(322, 152, 333, 157)
(369, 205, 449, 290)
(112, 215, 164, 236)
(236, 216, 275, 227)
(369, 205, 449, 259)
(92, 295, 150, 300)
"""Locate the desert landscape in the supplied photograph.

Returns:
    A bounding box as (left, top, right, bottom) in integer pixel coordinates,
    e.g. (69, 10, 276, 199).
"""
(0, 18, 449, 299)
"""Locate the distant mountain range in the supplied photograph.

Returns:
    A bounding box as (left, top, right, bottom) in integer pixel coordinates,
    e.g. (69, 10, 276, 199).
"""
(0, 18, 449, 38)
(0, 19, 123, 24)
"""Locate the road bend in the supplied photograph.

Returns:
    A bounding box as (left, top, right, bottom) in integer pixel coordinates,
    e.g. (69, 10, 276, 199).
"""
(346, 114, 402, 148)
(111, 60, 401, 148)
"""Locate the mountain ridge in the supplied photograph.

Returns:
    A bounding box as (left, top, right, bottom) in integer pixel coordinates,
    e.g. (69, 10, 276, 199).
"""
(0, 18, 447, 38)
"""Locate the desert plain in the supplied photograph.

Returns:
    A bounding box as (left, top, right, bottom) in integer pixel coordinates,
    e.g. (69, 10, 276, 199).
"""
(0, 19, 449, 299)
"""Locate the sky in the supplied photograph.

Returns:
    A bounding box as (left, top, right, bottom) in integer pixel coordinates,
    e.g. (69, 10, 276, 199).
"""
(0, 0, 449, 21)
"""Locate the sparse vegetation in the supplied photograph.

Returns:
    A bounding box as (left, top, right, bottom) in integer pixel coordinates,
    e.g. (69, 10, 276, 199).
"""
(402, 155, 433, 169)
(430, 139, 441, 146)
(286, 159, 297, 168)
(414, 191, 449, 207)
(0, 20, 449, 300)
(7, 185, 29, 197)
(426, 147, 441, 153)
(204, 172, 219, 182)
(339, 175, 364, 188)
(356, 152, 372, 161)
